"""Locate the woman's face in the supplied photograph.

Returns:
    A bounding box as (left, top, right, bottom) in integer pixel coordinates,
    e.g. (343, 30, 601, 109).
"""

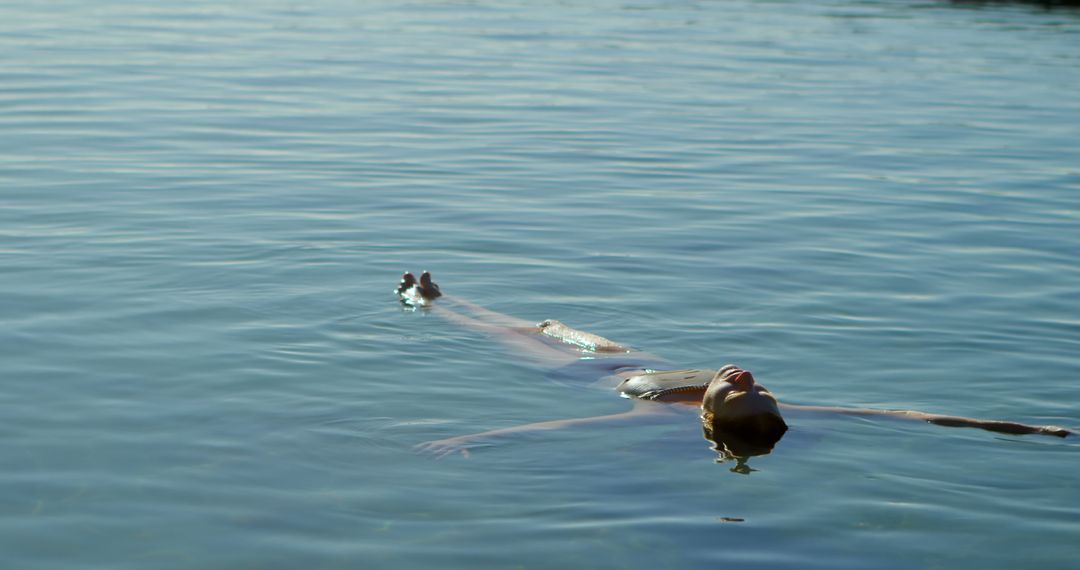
(701, 366, 787, 441)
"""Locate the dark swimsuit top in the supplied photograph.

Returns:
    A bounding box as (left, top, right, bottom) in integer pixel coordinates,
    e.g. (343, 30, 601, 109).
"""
(545, 359, 718, 401)
(617, 368, 718, 401)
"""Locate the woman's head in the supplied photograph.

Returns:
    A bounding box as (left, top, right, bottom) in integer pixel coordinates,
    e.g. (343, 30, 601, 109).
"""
(701, 365, 787, 444)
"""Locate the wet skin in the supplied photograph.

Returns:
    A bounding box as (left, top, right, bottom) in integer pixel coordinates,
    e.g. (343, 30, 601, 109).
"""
(400, 273, 1073, 459)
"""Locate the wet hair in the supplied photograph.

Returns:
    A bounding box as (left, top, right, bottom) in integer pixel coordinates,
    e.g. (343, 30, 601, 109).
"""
(702, 420, 786, 461)
(706, 413, 788, 445)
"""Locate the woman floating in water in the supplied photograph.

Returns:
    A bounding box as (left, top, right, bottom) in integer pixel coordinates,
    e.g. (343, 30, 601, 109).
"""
(398, 272, 1072, 460)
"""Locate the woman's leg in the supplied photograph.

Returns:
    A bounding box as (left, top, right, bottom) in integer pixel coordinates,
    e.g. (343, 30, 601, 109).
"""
(430, 301, 581, 366)
(443, 296, 539, 329)
(404, 273, 639, 366)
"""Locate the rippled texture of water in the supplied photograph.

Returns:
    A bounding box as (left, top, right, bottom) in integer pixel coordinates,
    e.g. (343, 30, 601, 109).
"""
(2, 1, 1079, 568)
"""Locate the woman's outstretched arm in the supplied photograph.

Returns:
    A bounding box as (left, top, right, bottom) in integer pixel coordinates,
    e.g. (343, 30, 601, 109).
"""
(415, 400, 674, 458)
(781, 403, 1072, 438)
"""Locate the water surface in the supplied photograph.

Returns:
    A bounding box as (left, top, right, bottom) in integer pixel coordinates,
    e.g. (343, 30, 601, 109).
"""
(2, 1, 1079, 568)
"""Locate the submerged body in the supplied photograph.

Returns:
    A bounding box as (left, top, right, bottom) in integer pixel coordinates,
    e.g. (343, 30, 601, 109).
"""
(399, 272, 1072, 458)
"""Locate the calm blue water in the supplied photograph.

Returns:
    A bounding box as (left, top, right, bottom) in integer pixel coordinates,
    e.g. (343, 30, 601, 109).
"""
(3, 0, 1079, 568)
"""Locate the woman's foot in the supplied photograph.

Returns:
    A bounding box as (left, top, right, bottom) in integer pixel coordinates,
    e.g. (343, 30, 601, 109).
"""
(419, 271, 442, 300)
(396, 272, 417, 295)
(397, 271, 442, 306)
